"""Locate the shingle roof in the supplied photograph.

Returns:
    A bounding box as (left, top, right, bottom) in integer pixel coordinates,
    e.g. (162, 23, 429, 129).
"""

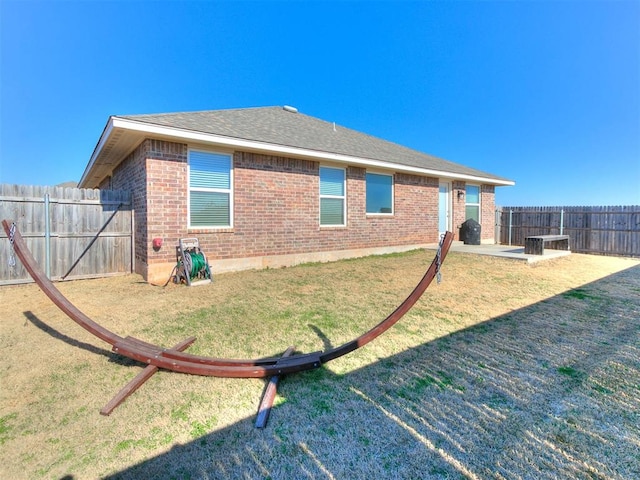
(119, 106, 512, 184)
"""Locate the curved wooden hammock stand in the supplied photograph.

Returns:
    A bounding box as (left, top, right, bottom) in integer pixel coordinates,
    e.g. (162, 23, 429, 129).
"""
(3, 219, 453, 424)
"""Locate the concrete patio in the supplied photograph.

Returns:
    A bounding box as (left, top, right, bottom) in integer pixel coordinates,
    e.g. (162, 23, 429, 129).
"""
(432, 241, 572, 264)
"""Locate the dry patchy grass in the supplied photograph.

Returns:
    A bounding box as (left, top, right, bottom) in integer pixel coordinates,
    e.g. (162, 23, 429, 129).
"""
(1, 250, 639, 479)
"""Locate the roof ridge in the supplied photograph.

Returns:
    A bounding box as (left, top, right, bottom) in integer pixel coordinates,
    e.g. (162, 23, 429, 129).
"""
(119, 105, 282, 118)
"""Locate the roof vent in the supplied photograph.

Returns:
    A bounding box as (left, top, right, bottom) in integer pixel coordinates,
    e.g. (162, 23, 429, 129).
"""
(283, 105, 298, 113)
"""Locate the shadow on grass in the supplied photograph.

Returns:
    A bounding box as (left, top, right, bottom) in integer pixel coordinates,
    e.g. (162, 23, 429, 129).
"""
(99, 264, 639, 479)
(23, 311, 143, 368)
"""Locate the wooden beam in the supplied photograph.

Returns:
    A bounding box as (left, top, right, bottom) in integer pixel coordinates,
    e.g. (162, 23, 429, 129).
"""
(100, 336, 196, 416)
(255, 346, 295, 428)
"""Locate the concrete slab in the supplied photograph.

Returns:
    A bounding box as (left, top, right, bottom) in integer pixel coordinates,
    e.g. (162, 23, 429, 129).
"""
(429, 241, 571, 264)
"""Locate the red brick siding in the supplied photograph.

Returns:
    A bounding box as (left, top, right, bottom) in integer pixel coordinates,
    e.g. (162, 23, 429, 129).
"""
(452, 180, 467, 240)
(481, 184, 496, 241)
(108, 139, 497, 278)
(393, 173, 439, 243)
(450, 181, 495, 242)
(98, 177, 111, 190)
(111, 141, 149, 275)
(205, 152, 318, 257)
(185, 153, 440, 260)
(145, 140, 188, 267)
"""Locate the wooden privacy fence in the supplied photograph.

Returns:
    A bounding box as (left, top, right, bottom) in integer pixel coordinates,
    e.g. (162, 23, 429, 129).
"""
(0, 184, 132, 285)
(496, 206, 640, 257)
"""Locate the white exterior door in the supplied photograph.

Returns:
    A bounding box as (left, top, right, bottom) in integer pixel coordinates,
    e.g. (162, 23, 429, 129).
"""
(439, 183, 450, 235)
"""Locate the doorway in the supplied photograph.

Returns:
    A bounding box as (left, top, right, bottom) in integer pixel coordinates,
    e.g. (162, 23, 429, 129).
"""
(438, 183, 450, 236)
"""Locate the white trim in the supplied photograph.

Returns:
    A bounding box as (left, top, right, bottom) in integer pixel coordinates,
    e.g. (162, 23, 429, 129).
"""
(319, 165, 347, 227)
(104, 117, 515, 186)
(465, 184, 481, 222)
(439, 182, 451, 234)
(187, 149, 234, 229)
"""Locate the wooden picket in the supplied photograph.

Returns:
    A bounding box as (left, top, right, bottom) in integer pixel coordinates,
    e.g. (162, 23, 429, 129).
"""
(0, 184, 132, 285)
(496, 205, 640, 257)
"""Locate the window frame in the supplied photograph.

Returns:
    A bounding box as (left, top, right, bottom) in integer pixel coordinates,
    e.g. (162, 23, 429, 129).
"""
(187, 148, 234, 229)
(465, 184, 481, 222)
(365, 171, 394, 215)
(319, 165, 347, 227)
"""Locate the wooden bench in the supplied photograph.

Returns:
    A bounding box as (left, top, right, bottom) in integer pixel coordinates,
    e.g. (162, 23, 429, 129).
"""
(524, 235, 570, 255)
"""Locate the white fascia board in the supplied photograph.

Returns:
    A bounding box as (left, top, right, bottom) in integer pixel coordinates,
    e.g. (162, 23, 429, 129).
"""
(79, 117, 115, 187)
(108, 117, 515, 187)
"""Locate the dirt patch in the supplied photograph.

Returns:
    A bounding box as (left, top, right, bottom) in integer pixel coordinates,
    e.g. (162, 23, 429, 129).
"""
(1, 251, 638, 479)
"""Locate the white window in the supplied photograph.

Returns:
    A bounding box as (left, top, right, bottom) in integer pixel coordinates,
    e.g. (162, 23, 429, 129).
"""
(188, 150, 233, 228)
(319, 166, 346, 226)
(366, 172, 393, 214)
(465, 185, 480, 222)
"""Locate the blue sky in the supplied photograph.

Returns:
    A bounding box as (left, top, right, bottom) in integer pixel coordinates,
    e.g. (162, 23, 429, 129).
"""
(1, 0, 638, 207)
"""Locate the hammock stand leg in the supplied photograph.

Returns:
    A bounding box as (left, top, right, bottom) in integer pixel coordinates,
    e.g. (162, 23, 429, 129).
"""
(100, 336, 196, 416)
(255, 346, 295, 428)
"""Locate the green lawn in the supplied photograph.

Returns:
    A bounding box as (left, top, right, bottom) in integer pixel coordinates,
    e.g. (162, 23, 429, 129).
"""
(1, 249, 638, 479)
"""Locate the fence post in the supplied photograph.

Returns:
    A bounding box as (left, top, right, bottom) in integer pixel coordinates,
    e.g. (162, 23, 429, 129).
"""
(44, 193, 51, 279)
(560, 208, 564, 236)
(509, 209, 513, 246)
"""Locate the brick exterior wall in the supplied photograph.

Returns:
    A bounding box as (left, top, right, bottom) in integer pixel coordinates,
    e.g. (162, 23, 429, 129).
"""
(111, 140, 151, 278)
(145, 140, 189, 279)
(109, 139, 496, 282)
(452, 180, 467, 240)
(450, 180, 496, 242)
(188, 153, 439, 258)
(481, 184, 496, 242)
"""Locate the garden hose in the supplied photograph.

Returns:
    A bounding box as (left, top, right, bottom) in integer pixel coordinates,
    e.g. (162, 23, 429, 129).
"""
(183, 250, 208, 279)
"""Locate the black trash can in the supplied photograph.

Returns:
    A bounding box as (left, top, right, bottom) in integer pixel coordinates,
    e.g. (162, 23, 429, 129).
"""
(460, 218, 481, 245)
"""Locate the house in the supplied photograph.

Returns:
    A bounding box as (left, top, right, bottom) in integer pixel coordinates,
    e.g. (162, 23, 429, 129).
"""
(79, 106, 514, 283)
